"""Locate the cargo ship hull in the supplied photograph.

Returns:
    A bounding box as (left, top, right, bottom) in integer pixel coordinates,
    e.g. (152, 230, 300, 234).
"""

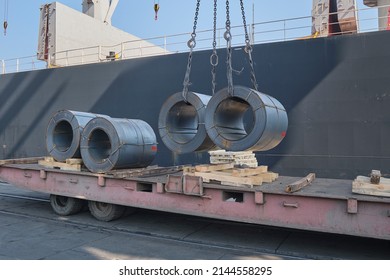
(1, 30, 389, 179)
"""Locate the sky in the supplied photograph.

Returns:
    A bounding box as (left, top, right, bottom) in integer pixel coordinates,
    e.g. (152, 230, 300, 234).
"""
(0, 0, 378, 60)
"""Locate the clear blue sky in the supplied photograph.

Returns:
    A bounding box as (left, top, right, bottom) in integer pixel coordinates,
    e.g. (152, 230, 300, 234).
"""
(0, 0, 378, 60)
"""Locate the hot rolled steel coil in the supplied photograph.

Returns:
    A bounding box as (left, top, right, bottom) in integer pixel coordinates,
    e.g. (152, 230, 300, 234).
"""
(158, 91, 216, 154)
(46, 110, 107, 162)
(80, 116, 157, 173)
(205, 86, 288, 151)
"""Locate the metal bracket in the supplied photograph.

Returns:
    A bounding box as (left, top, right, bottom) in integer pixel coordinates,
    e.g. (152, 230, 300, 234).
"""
(255, 191, 264, 205)
(165, 175, 183, 194)
(165, 174, 205, 197)
(183, 175, 204, 196)
(156, 182, 164, 194)
(40, 170, 47, 180)
(347, 198, 358, 214)
(97, 175, 105, 187)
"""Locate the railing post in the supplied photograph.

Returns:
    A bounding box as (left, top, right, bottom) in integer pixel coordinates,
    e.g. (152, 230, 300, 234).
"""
(121, 42, 124, 59)
(47, 53, 51, 69)
(16, 59, 19, 72)
(81, 49, 84, 64)
(284, 20, 286, 41)
(164, 36, 167, 54)
(1, 59, 5, 74)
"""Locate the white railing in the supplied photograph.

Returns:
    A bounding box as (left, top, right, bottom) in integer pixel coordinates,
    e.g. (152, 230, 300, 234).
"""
(0, 4, 386, 74)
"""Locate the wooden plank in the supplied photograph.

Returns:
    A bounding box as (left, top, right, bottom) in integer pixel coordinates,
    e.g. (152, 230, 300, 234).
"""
(285, 173, 316, 193)
(66, 158, 83, 165)
(210, 158, 258, 167)
(0, 157, 45, 166)
(211, 154, 256, 160)
(352, 175, 390, 197)
(231, 166, 268, 176)
(195, 163, 235, 172)
(209, 150, 253, 157)
(256, 172, 278, 183)
(193, 171, 263, 187)
(38, 158, 82, 172)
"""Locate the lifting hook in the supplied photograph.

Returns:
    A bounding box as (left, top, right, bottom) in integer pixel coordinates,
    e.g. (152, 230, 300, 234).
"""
(154, 3, 160, 20)
(3, 20, 7, 35)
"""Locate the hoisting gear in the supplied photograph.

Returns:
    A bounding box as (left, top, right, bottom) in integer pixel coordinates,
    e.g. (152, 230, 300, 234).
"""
(3, 0, 8, 35)
(154, 1, 160, 20)
(3, 20, 7, 35)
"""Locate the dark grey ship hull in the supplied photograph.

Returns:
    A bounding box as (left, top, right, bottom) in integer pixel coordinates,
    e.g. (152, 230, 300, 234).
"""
(1, 30, 389, 179)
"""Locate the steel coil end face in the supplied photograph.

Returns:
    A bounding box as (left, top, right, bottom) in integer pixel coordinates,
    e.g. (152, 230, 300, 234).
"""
(158, 91, 215, 154)
(45, 110, 83, 162)
(205, 86, 288, 152)
(46, 110, 109, 162)
(81, 116, 157, 173)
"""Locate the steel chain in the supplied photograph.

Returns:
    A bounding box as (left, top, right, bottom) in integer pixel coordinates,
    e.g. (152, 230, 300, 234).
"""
(182, 0, 201, 101)
(210, 0, 218, 95)
(240, 0, 258, 91)
(225, 0, 234, 96)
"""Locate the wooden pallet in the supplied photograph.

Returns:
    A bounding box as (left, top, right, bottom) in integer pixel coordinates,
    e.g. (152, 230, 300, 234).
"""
(352, 175, 390, 198)
(183, 163, 278, 188)
(38, 157, 83, 171)
(209, 150, 258, 167)
(0, 157, 44, 166)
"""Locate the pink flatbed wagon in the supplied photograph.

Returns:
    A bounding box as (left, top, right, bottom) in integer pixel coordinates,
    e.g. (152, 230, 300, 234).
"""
(0, 158, 389, 241)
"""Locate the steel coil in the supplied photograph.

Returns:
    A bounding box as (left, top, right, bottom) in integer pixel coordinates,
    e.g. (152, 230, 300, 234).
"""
(158, 91, 216, 154)
(46, 110, 106, 162)
(80, 116, 157, 173)
(205, 86, 288, 151)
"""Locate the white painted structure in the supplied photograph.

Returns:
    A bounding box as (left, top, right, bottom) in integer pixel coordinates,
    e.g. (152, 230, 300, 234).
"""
(37, 1, 167, 67)
(82, 0, 119, 25)
(364, 0, 390, 30)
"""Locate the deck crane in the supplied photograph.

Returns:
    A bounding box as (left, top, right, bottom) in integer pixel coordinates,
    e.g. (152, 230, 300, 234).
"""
(82, 0, 119, 25)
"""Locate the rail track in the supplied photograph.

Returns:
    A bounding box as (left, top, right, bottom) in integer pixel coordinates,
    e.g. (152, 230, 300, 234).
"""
(0, 188, 389, 260)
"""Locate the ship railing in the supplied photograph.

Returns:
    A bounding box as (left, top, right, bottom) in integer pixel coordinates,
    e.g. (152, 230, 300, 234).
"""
(0, 3, 387, 74)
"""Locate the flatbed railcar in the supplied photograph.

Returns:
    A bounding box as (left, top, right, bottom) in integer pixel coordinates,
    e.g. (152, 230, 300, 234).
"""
(0, 158, 389, 240)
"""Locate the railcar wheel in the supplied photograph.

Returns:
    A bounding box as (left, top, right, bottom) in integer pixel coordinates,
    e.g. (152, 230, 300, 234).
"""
(50, 194, 85, 216)
(88, 201, 125, 222)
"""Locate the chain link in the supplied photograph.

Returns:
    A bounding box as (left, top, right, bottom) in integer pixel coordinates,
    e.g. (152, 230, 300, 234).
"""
(182, 0, 201, 101)
(240, 0, 258, 91)
(210, 0, 218, 96)
(225, 0, 234, 96)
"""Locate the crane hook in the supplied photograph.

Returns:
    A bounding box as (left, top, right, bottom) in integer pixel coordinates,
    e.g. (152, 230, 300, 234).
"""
(3, 0, 8, 35)
(3, 20, 7, 36)
(154, 2, 160, 20)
